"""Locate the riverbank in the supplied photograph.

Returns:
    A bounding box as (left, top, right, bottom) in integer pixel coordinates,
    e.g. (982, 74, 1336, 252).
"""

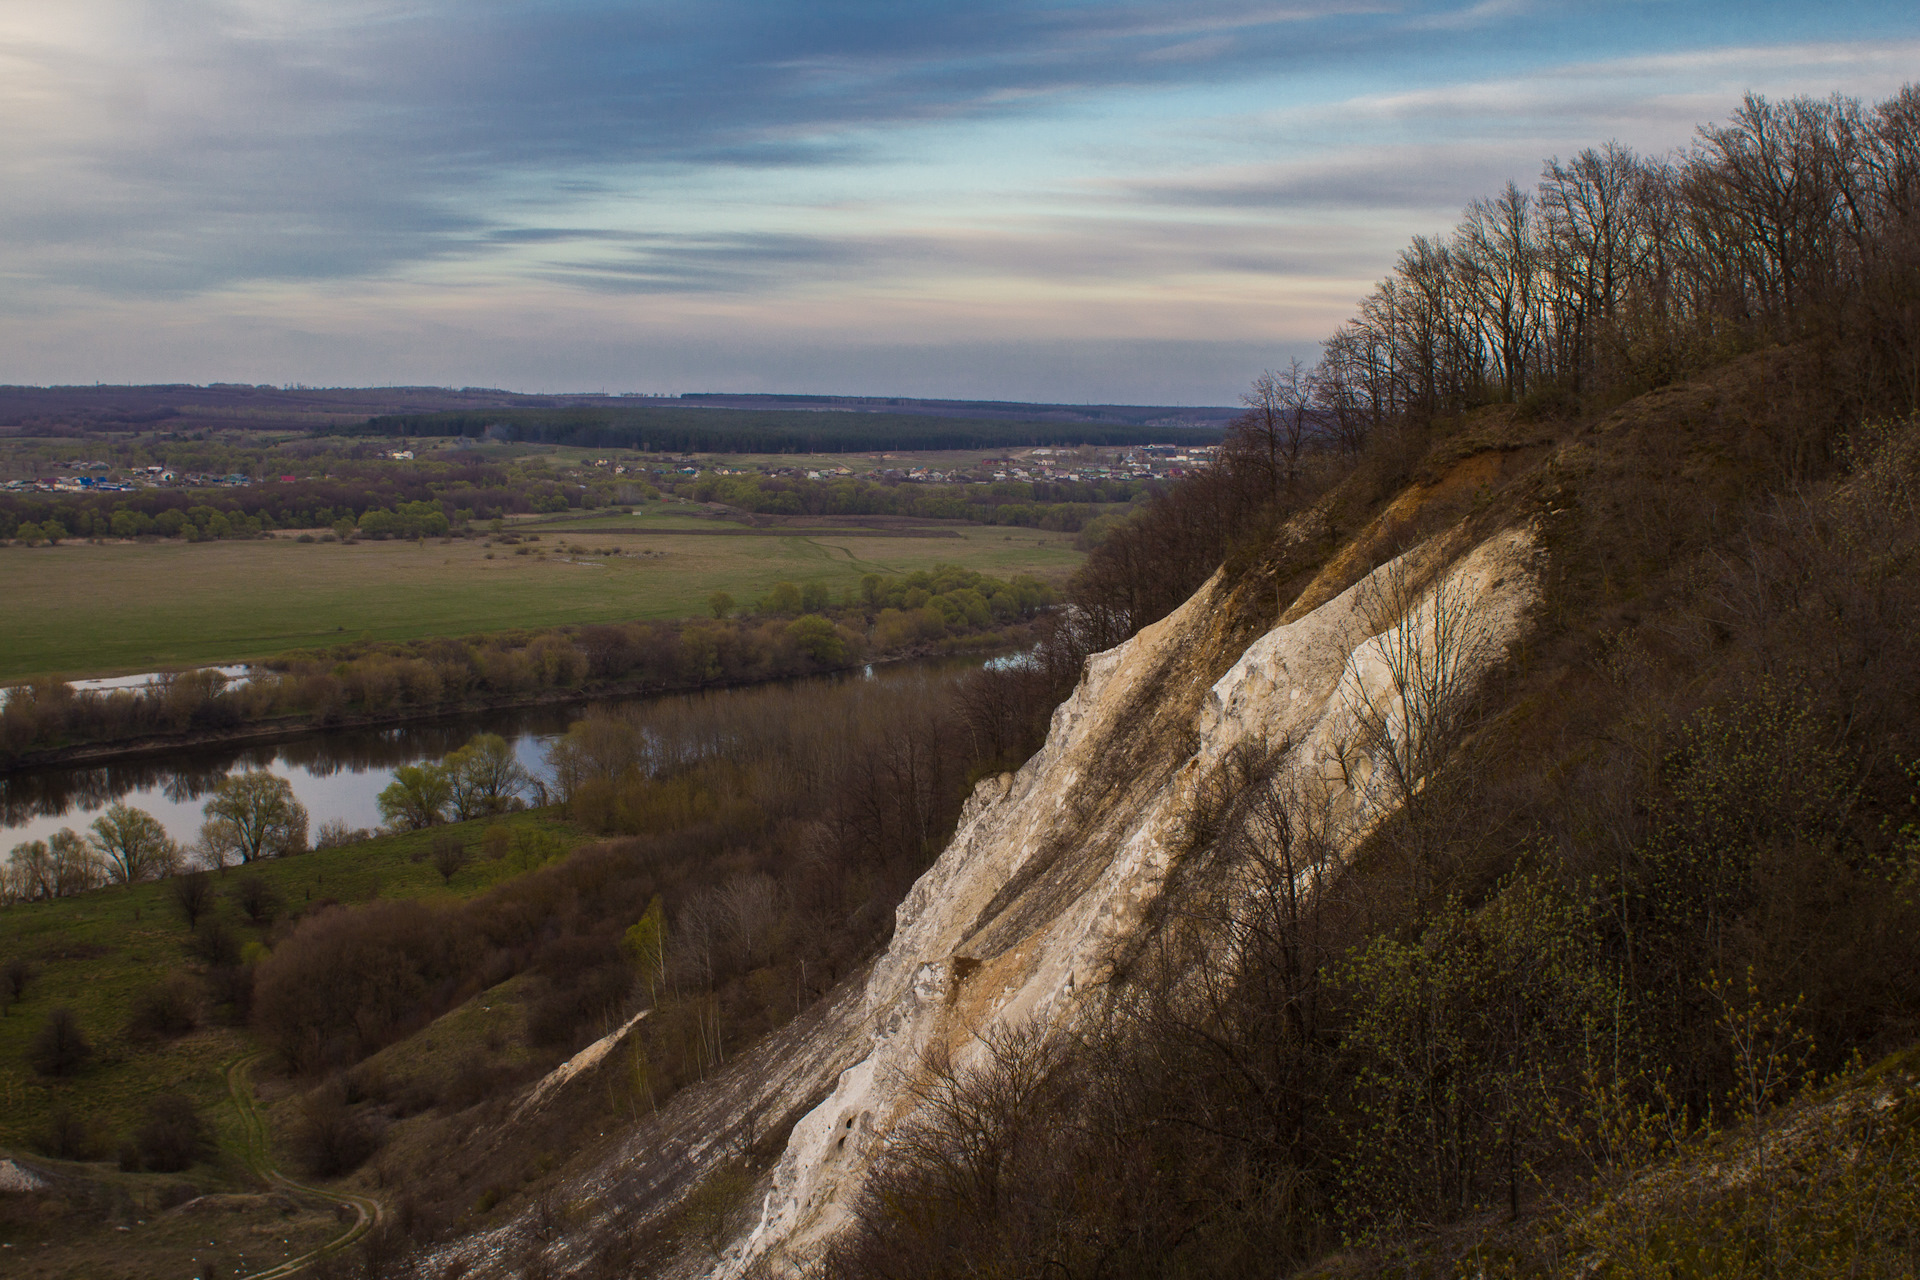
(0, 636, 1019, 777)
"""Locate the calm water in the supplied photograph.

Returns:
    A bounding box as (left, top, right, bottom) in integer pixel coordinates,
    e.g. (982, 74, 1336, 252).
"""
(0, 662, 937, 852)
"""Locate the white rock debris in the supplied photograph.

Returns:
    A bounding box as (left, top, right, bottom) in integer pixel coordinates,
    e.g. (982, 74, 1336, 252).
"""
(511, 1007, 651, 1123)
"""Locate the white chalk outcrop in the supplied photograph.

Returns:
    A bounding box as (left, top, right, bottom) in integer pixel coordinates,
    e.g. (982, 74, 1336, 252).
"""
(722, 525, 1543, 1276)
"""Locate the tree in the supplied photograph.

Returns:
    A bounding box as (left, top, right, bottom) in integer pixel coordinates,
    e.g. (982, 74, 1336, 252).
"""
(202, 771, 309, 862)
(444, 734, 529, 821)
(1456, 181, 1543, 402)
(169, 871, 216, 928)
(2, 957, 33, 1013)
(232, 875, 281, 926)
(28, 1006, 93, 1077)
(89, 803, 176, 884)
(623, 896, 668, 1002)
(377, 762, 452, 831)
(7, 840, 54, 901)
(131, 1093, 211, 1172)
(708, 590, 736, 619)
(430, 833, 471, 884)
(788, 615, 848, 665)
(762, 581, 803, 615)
(1228, 362, 1314, 495)
(196, 819, 244, 871)
(47, 828, 102, 896)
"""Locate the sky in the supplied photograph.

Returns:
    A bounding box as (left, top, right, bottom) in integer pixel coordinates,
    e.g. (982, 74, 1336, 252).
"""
(2, 2, 1916, 404)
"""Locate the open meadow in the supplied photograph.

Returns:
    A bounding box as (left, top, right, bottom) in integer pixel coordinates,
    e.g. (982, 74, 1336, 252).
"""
(0, 811, 586, 1156)
(0, 811, 587, 1277)
(0, 510, 1080, 682)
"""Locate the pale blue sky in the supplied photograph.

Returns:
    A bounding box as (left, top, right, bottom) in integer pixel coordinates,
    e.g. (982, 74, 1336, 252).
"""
(2, 2, 1915, 403)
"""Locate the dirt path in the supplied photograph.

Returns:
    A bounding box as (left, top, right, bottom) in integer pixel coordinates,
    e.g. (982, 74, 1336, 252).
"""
(225, 1053, 385, 1279)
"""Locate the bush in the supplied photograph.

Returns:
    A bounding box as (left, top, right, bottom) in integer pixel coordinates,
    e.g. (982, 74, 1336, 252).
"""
(291, 1081, 380, 1177)
(1, 956, 33, 1009)
(27, 1006, 92, 1077)
(35, 1108, 105, 1160)
(430, 833, 472, 884)
(188, 918, 243, 967)
(127, 972, 205, 1039)
(232, 874, 281, 925)
(169, 871, 216, 928)
(131, 1094, 211, 1172)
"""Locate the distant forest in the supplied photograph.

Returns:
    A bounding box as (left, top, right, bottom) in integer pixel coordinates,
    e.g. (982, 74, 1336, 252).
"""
(340, 407, 1218, 454)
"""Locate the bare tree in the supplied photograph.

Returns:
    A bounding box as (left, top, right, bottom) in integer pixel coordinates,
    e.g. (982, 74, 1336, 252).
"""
(1456, 181, 1543, 402)
(1540, 142, 1657, 391)
(169, 871, 216, 928)
(430, 833, 472, 884)
(1230, 361, 1314, 494)
(1336, 555, 1499, 888)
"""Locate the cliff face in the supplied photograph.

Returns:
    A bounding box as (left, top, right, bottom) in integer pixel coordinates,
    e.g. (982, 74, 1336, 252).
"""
(723, 521, 1544, 1276)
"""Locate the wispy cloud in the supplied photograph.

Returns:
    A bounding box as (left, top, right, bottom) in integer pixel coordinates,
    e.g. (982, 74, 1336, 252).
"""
(0, 2, 1915, 399)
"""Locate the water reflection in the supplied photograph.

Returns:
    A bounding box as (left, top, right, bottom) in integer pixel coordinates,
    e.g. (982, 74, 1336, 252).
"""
(0, 661, 964, 851)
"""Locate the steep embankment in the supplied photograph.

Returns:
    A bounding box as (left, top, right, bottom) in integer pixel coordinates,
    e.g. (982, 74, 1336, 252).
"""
(417, 407, 1568, 1278)
(722, 526, 1545, 1270)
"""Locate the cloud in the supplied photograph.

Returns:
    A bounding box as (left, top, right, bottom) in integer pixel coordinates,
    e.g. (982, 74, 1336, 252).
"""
(0, 2, 1915, 400)
(0, 0, 1421, 298)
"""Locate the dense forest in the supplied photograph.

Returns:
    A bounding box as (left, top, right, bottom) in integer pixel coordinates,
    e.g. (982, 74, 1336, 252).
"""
(343, 405, 1216, 453)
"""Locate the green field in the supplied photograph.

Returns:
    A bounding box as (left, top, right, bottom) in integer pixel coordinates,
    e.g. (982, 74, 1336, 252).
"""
(0, 511, 1080, 682)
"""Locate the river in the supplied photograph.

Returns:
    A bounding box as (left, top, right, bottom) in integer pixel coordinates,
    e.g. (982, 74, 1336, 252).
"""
(0, 662, 961, 853)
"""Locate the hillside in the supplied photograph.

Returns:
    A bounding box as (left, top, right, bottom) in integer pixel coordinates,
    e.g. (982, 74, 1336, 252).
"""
(326, 337, 1909, 1278)
(6, 86, 1915, 1280)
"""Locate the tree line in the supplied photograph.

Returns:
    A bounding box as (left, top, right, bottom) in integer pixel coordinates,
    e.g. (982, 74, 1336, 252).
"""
(3, 768, 311, 902)
(0, 566, 1055, 762)
(345, 405, 1217, 453)
(4, 458, 1142, 545)
(0, 455, 601, 545)
(1065, 87, 1920, 655)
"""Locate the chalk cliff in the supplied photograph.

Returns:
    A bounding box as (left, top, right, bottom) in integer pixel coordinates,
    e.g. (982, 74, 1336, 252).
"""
(722, 522, 1543, 1275)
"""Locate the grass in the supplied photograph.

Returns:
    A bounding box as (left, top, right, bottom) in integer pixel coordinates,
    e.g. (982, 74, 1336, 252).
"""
(0, 512, 1081, 682)
(0, 810, 587, 1155)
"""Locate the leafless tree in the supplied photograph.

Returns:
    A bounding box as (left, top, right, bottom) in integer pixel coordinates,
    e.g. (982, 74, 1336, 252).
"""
(1230, 361, 1315, 493)
(1336, 555, 1500, 890)
(1457, 182, 1544, 402)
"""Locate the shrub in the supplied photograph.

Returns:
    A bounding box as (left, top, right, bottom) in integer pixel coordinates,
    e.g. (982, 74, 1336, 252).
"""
(36, 1108, 105, 1160)
(127, 972, 205, 1039)
(27, 1006, 92, 1077)
(431, 833, 472, 884)
(232, 874, 281, 925)
(131, 1094, 211, 1172)
(1, 956, 33, 1009)
(292, 1081, 380, 1177)
(188, 918, 243, 967)
(170, 870, 216, 927)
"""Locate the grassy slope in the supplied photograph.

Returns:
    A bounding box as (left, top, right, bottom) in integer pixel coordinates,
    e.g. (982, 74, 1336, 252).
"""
(0, 810, 586, 1154)
(0, 514, 1080, 681)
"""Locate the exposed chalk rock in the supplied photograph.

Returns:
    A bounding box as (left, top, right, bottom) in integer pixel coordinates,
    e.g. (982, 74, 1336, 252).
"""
(722, 525, 1542, 1277)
